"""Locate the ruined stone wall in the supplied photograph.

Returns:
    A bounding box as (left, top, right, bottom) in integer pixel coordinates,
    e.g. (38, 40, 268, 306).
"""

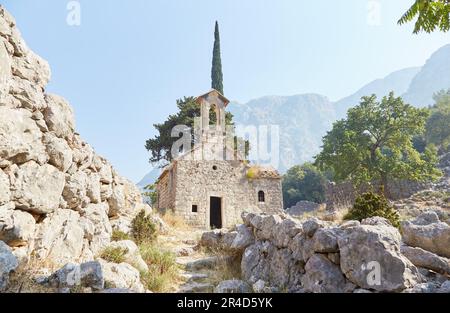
(326, 180, 432, 212)
(173, 160, 282, 228)
(0, 6, 148, 288)
(155, 165, 176, 212)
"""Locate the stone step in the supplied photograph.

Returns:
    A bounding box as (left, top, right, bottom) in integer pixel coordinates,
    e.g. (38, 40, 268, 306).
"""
(178, 282, 214, 293)
(184, 257, 218, 271)
(180, 272, 209, 283)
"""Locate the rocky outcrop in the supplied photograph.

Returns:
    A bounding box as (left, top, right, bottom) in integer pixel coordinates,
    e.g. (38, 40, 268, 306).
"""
(201, 212, 450, 293)
(401, 211, 450, 258)
(0, 6, 149, 291)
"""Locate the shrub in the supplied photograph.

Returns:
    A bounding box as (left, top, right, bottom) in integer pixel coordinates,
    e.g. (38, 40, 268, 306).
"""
(100, 247, 128, 263)
(139, 242, 179, 292)
(131, 210, 157, 244)
(111, 230, 130, 241)
(344, 192, 400, 228)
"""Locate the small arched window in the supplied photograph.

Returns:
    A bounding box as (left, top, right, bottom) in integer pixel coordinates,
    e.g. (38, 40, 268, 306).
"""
(258, 191, 265, 203)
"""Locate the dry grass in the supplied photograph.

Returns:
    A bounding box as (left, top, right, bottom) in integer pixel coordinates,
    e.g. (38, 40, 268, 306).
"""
(5, 257, 59, 293)
(159, 211, 189, 230)
(100, 246, 128, 264)
(139, 241, 180, 292)
(111, 230, 131, 241)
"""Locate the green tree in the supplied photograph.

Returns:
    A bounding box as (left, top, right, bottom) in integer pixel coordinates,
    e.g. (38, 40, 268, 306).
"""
(211, 21, 224, 94)
(315, 92, 441, 196)
(399, 0, 450, 33)
(145, 97, 247, 164)
(142, 184, 158, 206)
(425, 89, 450, 149)
(282, 163, 328, 209)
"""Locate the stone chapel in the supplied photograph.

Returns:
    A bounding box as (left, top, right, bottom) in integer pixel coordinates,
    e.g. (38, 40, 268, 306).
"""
(155, 89, 282, 229)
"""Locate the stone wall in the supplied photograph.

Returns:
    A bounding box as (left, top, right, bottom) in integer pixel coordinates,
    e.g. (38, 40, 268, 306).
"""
(170, 159, 282, 228)
(201, 212, 450, 293)
(0, 6, 149, 291)
(325, 179, 432, 212)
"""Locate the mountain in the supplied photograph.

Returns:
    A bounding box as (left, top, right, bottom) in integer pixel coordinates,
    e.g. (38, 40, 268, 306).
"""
(403, 44, 450, 107)
(137, 167, 161, 189)
(334, 67, 421, 118)
(140, 44, 450, 179)
(228, 94, 336, 173)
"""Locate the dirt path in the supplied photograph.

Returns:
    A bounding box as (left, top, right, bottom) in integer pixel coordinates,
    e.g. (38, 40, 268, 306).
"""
(156, 224, 224, 293)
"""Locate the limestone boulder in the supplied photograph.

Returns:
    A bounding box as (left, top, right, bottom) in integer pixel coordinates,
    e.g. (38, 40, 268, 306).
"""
(338, 223, 421, 292)
(34, 209, 85, 266)
(78, 203, 111, 255)
(0, 240, 18, 291)
(312, 227, 339, 253)
(401, 212, 450, 258)
(215, 279, 252, 293)
(255, 214, 283, 240)
(43, 133, 73, 172)
(401, 245, 450, 276)
(302, 218, 326, 238)
(107, 240, 148, 272)
(63, 170, 89, 210)
(12, 161, 65, 214)
(48, 261, 104, 291)
(0, 107, 46, 164)
(0, 169, 10, 205)
(86, 172, 101, 204)
(0, 37, 11, 103)
(302, 254, 352, 293)
(229, 224, 254, 251)
(43, 94, 75, 139)
(98, 259, 145, 293)
(0, 209, 35, 247)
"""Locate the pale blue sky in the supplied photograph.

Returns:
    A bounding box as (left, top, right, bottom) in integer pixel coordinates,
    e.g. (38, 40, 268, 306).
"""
(3, 0, 450, 182)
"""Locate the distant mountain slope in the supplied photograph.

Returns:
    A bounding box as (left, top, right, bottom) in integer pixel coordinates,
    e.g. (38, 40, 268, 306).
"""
(334, 67, 421, 118)
(228, 94, 336, 173)
(403, 44, 450, 107)
(137, 167, 161, 189)
(140, 44, 450, 179)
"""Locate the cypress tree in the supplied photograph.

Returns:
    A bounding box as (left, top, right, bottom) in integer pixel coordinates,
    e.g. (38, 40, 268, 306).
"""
(211, 21, 224, 95)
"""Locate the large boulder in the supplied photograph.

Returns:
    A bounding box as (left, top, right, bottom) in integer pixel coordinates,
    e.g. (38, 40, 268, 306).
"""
(63, 170, 89, 210)
(302, 254, 352, 293)
(43, 94, 75, 139)
(338, 222, 421, 292)
(401, 212, 450, 258)
(78, 203, 112, 255)
(34, 209, 85, 266)
(0, 210, 35, 247)
(12, 161, 65, 214)
(98, 259, 145, 293)
(401, 245, 450, 276)
(106, 240, 148, 272)
(0, 107, 46, 164)
(48, 261, 104, 290)
(43, 133, 73, 172)
(0, 240, 18, 291)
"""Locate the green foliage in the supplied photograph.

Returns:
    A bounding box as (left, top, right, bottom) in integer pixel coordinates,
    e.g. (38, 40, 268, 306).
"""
(344, 192, 400, 228)
(211, 21, 224, 94)
(425, 89, 450, 149)
(399, 0, 450, 34)
(282, 163, 327, 208)
(111, 230, 130, 242)
(131, 210, 158, 244)
(145, 97, 247, 164)
(139, 242, 179, 292)
(315, 92, 441, 193)
(100, 246, 128, 263)
(142, 184, 158, 206)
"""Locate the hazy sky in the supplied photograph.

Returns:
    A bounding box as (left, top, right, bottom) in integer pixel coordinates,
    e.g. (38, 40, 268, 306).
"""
(3, 0, 450, 182)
